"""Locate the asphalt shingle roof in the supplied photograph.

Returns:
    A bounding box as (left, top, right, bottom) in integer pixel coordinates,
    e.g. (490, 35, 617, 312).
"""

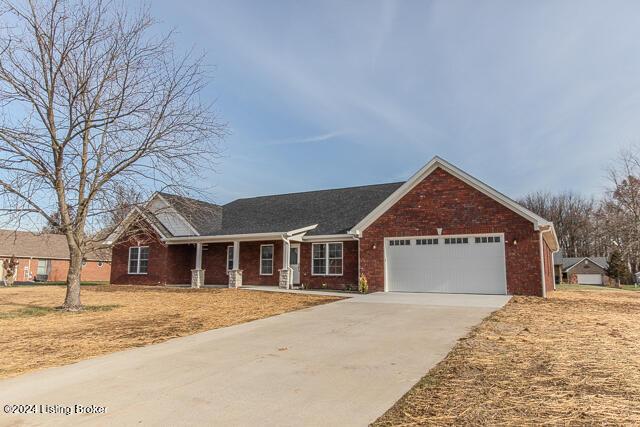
(553, 252, 608, 270)
(0, 230, 111, 261)
(159, 182, 404, 237)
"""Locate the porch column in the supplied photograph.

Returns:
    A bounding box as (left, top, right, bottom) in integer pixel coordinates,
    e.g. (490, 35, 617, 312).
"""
(191, 243, 205, 288)
(229, 241, 242, 288)
(279, 239, 292, 289)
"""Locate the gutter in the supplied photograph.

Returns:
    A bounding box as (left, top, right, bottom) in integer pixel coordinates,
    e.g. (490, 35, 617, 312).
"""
(164, 224, 319, 245)
(165, 232, 287, 244)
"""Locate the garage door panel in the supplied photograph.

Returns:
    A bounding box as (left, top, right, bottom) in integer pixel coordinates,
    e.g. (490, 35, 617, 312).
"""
(386, 236, 507, 295)
(576, 274, 602, 285)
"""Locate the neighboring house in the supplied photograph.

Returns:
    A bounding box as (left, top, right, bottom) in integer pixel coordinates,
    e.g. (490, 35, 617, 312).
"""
(553, 252, 609, 285)
(0, 230, 111, 283)
(106, 157, 559, 296)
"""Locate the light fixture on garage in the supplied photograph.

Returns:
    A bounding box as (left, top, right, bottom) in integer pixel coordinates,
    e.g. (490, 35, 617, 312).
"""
(372, 244, 377, 250)
(513, 239, 518, 245)
(436, 228, 442, 235)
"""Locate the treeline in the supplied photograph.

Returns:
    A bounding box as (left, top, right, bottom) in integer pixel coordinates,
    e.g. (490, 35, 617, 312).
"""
(519, 147, 640, 275)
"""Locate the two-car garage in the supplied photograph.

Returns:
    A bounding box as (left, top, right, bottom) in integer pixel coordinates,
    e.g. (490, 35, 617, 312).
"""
(385, 234, 508, 295)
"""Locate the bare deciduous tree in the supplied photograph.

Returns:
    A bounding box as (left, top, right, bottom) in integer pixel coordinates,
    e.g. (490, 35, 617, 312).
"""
(0, 0, 225, 310)
(603, 147, 640, 274)
(519, 191, 597, 257)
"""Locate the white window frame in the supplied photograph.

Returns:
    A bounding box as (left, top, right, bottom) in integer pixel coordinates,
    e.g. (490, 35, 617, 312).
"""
(37, 259, 51, 276)
(259, 244, 274, 276)
(226, 245, 234, 273)
(128, 246, 149, 275)
(311, 242, 343, 276)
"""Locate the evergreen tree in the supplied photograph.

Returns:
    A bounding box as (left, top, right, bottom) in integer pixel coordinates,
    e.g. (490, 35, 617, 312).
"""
(607, 250, 629, 285)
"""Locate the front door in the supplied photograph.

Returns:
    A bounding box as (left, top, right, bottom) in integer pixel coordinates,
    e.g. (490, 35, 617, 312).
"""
(290, 245, 300, 285)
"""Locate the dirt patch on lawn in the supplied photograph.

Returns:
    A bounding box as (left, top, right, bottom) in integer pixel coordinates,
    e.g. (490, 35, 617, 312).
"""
(374, 289, 640, 426)
(0, 285, 339, 379)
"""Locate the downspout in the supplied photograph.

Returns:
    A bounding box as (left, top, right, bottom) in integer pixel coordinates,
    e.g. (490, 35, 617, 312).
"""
(350, 230, 362, 291)
(539, 232, 546, 298)
(539, 226, 558, 297)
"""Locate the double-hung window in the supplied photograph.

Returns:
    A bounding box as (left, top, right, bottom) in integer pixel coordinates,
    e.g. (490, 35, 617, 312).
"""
(227, 246, 234, 272)
(260, 244, 274, 275)
(128, 246, 149, 274)
(312, 242, 343, 276)
(37, 259, 50, 276)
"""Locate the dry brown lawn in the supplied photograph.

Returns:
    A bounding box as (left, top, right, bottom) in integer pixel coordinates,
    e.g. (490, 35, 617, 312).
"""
(375, 288, 640, 426)
(0, 285, 339, 380)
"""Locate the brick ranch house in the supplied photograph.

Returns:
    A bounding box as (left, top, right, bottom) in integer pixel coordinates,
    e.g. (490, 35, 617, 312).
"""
(106, 157, 559, 296)
(553, 253, 610, 285)
(0, 230, 111, 283)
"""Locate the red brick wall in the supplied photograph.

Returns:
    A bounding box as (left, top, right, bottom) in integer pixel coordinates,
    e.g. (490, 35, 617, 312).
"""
(110, 227, 169, 285)
(200, 241, 284, 286)
(299, 241, 359, 290)
(110, 236, 360, 289)
(359, 167, 544, 296)
(3, 257, 110, 282)
(202, 242, 229, 285)
(238, 241, 283, 285)
(165, 244, 195, 284)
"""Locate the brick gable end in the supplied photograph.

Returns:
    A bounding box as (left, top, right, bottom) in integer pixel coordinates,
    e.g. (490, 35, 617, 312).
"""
(359, 167, 544, 296)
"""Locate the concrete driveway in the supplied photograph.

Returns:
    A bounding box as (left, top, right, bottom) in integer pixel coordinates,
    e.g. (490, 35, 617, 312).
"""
(0, 292, 509, 427)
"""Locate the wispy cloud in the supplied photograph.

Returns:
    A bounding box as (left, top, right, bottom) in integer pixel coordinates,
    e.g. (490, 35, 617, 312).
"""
(265, 130, 351, 146)
(149, 0, 640, 200)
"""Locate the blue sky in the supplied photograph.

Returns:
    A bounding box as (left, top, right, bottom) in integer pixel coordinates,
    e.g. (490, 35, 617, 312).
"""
(145, 0, 640, 204)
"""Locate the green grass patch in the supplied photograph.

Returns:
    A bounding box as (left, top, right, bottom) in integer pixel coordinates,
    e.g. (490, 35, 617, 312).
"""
(0, 306, 57, 319)
(0, 304, 120, 319)
(556, 283, 639, 292)
(82, 304, 120, 312)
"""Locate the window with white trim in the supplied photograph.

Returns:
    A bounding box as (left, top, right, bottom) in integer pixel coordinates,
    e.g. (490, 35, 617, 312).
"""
(227, 246, 234, 272)
(444, 237, 468, 245)
(260, 244, 274, 275)
(128, 246, 149, 274)
(37, 259, 50, 276)
(389, 239, 411, 246)
(474, 236, 501, 244)
(312, 242, 343, 276)
(416, 238, 438, 245)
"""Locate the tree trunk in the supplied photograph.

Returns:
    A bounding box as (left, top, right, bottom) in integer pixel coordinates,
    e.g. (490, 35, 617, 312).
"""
(63, 249, 84, 311)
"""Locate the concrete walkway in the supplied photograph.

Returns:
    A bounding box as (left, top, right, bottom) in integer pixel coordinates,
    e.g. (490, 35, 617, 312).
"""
(0, 293, 510, 427)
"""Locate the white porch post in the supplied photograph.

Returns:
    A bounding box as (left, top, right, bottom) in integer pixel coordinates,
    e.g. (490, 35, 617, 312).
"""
(191, 243, 205, 288)
(229, 241, 242, 288)
(279, 238, 292, 289)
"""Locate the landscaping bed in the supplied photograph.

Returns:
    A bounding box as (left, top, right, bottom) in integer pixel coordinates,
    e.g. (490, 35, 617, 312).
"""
(0, 285, 340, 379)
(374, 288, 640, 425)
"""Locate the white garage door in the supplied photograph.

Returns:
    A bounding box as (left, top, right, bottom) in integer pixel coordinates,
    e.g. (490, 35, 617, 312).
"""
(576, 274, 602, 285)
(386, 235, 507, 294)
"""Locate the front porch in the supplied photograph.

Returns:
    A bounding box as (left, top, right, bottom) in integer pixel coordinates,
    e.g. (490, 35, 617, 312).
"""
(175, 237, 303, 290)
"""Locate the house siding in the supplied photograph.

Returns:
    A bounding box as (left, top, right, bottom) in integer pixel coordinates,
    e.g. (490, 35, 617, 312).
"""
(359, 167, 546, 296)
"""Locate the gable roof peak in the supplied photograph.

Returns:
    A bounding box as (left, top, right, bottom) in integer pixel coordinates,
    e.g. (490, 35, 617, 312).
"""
(350, 155, 558, 251)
